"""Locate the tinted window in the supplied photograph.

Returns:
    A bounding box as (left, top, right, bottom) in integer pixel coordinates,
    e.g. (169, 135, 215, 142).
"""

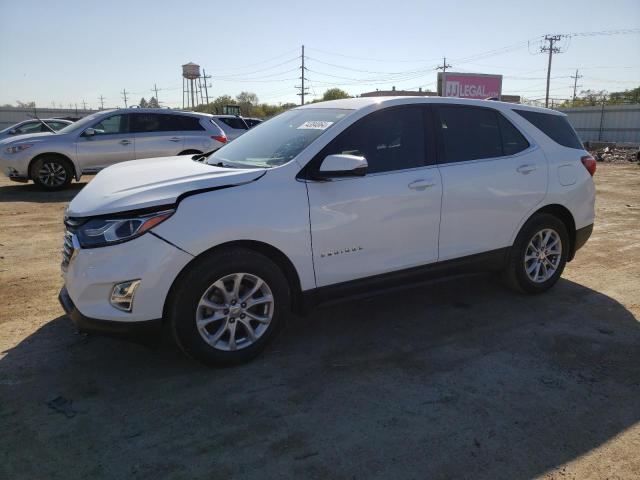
(514, 109, 582, 149)
(321, 107, 426, 174)
(131, 113, 161, 133)
(498, 114, 529, 155)
(245, 119, 262, 128)
(175, 115, 204, 131)
(436, 106, 502, 162)
(92, 114, 127, 135)
(217, 117, 248, 130)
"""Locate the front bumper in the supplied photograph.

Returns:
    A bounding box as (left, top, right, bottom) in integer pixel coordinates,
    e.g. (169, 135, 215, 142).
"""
(62, 231, 193, 323)
(0, 152, 30, 179)
(59, 286, 162, 336)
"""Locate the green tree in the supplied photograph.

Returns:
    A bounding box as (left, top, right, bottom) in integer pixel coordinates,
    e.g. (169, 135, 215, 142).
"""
(139, 97, 149, 108)
(148, 97, 159, 108)
(321, 88, 350, 101)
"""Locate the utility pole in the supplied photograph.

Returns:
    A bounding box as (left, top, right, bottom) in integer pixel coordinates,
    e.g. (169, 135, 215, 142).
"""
(436, 57, 452, 96)
(82, 99, 87, 110)
(152, 83, 161, 105)
(98, 95, 105, 110)
(202, 69, 211, 104)
(121, 88, 129, 108)
(570, 69, 583, 106)
(541, 35, 562, 108)
(296, 45, 308, 105)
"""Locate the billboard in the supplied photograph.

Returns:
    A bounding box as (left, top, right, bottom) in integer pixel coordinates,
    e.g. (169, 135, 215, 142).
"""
(438, 72, 503, 100)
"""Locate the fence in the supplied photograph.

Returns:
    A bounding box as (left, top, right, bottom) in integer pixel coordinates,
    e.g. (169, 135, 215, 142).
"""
(0, 107, 95, 130)
(558, 103, 640, 145)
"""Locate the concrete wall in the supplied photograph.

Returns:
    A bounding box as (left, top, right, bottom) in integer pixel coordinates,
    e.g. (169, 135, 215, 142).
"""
(0, 107, 95, 130)
(558, 104, 640, 144)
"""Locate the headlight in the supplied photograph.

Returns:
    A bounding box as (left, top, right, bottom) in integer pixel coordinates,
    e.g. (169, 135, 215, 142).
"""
(5, 144, 33, 154)
(76, 209, 174, 248)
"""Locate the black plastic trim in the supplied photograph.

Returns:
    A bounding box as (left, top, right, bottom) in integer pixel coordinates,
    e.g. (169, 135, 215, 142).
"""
(571, 223, 593, 259)
(58, 286, 162, 337)
(300, 247, 510, 311)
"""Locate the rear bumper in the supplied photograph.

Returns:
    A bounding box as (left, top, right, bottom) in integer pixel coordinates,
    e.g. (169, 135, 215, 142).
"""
(59, 286, 162, 337)
(571, 223, 593, 260)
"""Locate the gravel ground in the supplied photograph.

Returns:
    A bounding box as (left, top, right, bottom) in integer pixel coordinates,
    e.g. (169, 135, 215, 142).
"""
(1, 164, 639, 479)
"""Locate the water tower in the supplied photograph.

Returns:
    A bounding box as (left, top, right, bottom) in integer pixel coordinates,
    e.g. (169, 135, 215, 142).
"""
(182, 62, 203, 109)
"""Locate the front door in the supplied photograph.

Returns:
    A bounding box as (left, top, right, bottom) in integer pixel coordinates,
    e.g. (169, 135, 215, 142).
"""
(75, 113, 133, 172)
(305, 106, 442, 287)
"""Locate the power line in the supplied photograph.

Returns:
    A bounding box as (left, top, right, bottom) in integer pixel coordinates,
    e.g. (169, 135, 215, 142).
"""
(152, 83, 161, 104)
(98, 95, 105, 110)
(296, 45, 309, 105)
(570, 69, 583, 105)
(121, 88, 129, 108)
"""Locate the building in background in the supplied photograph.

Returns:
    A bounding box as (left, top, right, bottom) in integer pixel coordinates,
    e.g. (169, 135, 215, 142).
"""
(0, 107, 95, 130)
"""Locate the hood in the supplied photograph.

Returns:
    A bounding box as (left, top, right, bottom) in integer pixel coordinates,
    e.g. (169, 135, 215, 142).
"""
(67, 155, 266, 217)
(0, 131, 54, 145)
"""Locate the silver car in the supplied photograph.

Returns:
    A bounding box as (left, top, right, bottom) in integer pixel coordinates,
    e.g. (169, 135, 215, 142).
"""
(0, 108, 227, 190)
(0, 118, 73, 141)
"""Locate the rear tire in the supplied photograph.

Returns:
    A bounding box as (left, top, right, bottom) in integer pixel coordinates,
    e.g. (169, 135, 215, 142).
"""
(168, 248, 291, 366)
(30, 156, 73, 190)
(503, 213, 569, 294)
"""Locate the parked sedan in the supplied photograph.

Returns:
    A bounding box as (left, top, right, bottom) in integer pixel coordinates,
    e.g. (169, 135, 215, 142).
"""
(0, 109, 227, 189)
(0, 118, 73, 141)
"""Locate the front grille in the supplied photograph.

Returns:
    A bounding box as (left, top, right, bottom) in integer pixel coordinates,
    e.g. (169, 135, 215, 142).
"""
(61, 216, 84, 272)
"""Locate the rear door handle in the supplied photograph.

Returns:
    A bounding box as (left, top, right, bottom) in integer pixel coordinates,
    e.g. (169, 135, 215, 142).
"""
(119, 139, 132, 145)
(408, 179, 436, 191)
(517, 164, 537, 174)
(169, 137, 181, 142)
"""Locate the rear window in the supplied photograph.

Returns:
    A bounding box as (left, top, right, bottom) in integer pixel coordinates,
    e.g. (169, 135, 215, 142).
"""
(514, 109, 583, 149)
(217, 117, 248, 130)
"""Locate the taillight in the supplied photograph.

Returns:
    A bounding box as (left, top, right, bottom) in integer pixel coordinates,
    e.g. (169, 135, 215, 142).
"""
(581, 155, 596, 176)
(212, 135, 227, 143)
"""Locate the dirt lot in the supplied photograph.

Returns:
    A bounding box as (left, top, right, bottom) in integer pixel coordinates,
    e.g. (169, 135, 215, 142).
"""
(1, 164, 639, 479)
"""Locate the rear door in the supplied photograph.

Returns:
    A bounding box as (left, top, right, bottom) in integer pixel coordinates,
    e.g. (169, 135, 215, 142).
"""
(131, 113, 184, 159)
(434, 105, 547, 261)
(75, 113, 134, 172)
(306, 105, 442, 286)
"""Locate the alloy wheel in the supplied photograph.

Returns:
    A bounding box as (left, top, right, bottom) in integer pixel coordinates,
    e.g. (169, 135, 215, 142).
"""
(38, 161, 67, 187)
(196, 273, 274, 351)
(524, 228, 562, 283)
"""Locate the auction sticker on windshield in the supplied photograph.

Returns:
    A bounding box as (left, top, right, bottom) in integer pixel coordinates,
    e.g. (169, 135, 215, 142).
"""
(297, 121, 334, 130)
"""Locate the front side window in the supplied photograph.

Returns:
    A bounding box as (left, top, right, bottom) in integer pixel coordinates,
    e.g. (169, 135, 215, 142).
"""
(207, 108, 350, 168)
(514, 109, 583, 149)
(16, 121, 42, 134)
(92, 114, 127, 135)
(319, 107, 426, 174)
(45, 121, 69, 131)
(436, 106, 502, 163)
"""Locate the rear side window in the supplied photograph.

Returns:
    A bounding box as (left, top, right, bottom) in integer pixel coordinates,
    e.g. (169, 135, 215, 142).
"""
(130, 113, 161, 133)
(217, 117, 248, 130)
(319, 106, 427, 174)
(514, 109, 583, 149)
(498, 114, 529, 155)
(175, 115, 204, 131)
(436, 106, 502, 162)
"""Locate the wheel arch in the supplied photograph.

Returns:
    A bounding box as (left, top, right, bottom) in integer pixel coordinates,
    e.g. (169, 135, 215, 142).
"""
(28, 152, 78, 180)
(163, 239, 304, 321)
(523, 204, 577, 261)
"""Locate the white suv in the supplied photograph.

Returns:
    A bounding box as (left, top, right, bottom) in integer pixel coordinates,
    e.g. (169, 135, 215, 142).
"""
(58, 97, 596, 366)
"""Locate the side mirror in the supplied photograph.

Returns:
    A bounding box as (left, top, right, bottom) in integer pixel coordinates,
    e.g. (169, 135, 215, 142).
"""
(317, 154, 367, 179)
(83, 128, 96, 137)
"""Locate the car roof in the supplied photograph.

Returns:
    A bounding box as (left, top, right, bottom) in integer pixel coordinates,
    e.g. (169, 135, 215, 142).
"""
(91, 108, 214, 118)
(296, 96, 566, 116)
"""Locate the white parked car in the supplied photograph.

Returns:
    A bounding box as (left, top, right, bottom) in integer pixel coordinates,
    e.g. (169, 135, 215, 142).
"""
(59, 97, 595, 366)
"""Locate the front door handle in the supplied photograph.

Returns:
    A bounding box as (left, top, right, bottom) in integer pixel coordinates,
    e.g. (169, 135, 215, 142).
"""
(169, 137, 181, 142)
(408, 179, 436, 191)
(119, 139, 132, 145)
(517, 164, 537, 174)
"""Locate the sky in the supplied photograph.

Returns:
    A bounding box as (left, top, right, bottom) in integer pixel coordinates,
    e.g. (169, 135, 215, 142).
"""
(0, 0, 638, 109)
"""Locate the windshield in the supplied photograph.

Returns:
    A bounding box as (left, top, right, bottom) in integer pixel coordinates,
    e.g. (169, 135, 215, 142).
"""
(206, 108, 352, 168)
(56, 112, 110, 135)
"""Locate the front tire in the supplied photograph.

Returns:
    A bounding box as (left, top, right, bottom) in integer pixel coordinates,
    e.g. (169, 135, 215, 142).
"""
(31, 156, 73, 190)
(168, 248, 291, 366)
(503, 213, 569, 294)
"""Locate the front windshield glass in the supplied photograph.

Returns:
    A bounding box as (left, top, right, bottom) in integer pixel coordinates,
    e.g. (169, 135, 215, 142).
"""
(207, 108, 352, 168)
(56, 112, 110, 135)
